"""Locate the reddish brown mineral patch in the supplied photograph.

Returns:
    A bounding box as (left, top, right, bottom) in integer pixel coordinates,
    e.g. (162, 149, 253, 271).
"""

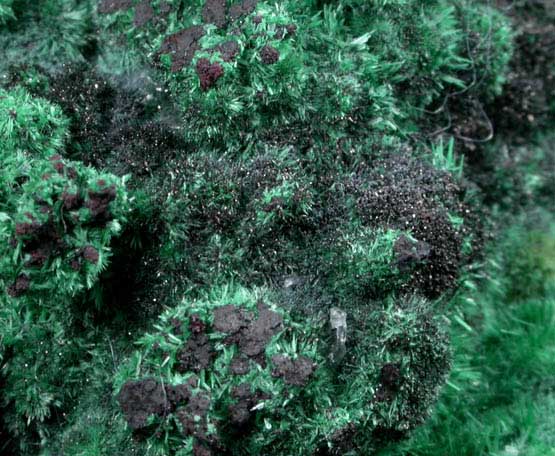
(117, 378, 172, 430)
(228, 0, 258, 22)
(212, 40, 240, 62)
(213, 302, 284, 366)
(118, 377, 198, 430)
(212, 304, 251, 333)
(189, 314, 206, 334)
(83, 246, 100, 264)
(159, 26, 205, 72)
(177, 392, 211, 437)
(69, 245, 101, 270)
(177, 320, 215, 373)
(227, 382, 269, 429)
(230, 355, 250, 375)
(7, 274, 30, 298)
(38, 204, 51, 214)
(271, 354, 315, 386)
(134, 0, 154, 27)
(275, 24, 297, 40)
(166, 377, 197, 405)
(202, 0, 227, 28)
(17, 220, 64, 269)
(27, 248, 50, 267)
(61, 191, 83, 211)
(15, 221, 41, 237)
(85, 185, 117, 222)
(193, 442, 214, 456)
(259, 45, 279, 64)
(158, 1, 171, 15)
(196, 58, 224, 91)
(70, 257, 82, 271)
